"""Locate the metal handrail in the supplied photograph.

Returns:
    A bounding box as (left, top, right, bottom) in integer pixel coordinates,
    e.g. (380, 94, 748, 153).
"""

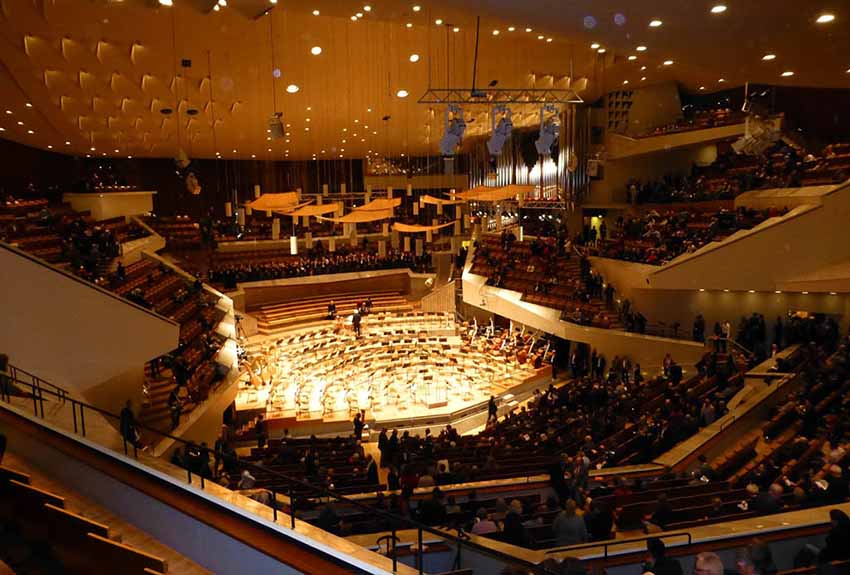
(0, 369, 556, 575)
(544, 531, 693, 558)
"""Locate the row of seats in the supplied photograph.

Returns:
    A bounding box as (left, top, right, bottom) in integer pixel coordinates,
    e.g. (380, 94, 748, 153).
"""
(0, 465, 167, 574)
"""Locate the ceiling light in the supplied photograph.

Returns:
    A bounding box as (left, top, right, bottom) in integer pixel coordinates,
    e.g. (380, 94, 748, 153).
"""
(270, 0, 277, 4)
(452, 27, 460, 32)
(816, 13, 835, 23)
(91, 147, 96, 151)
(636, 45, 647, 52)
(351, 15, 357, 20)
(623, 80, 629, 85)
(640, 65, 647, 70)
(546, 38, 553, 42)
(435, 19, 443, 25)
(525, 27, 532, 32)
(306, 118, 311, 122)
(537, 35, 545, 40)
(251, 154, 256, 158)
(306, 107, 312, 111)
(4, 110, 11, 114)
(492, 30, 500, 35)
(649, 19, 663, 27)
(591, 43, 600, 49)
(847, 68, 850, 74)
(412, 5, 421, 11)
(396, 89, 409, 98)
(718, 78, 725, 82)
(711, 5, 727, 13)
(286, 84, 299, 93)
(628, 55, 637, 61)
(158, 0, 172, 5)
(305, 127, 310, 131)
(26, 130, 33, 134)
(311, 46, 322, 55)
(597, 48, 606, 53)
(16, 121, 23, 125)
(508, 26, 515, 32)
(217, 0, 226, 6)
(363, 5, 371, 11)
(25, 102, 32, 108)
(641, 76, 647, 81)
(267, 148, 272, 152)
(114, 149, 119, 153)
(356, 12, 363, 18)
(312, 9, 320, 15)
(781, 70, 794, 77)
(406, 22, 413, 28)
(699, 86, 705, 90)
(762, 53, 776, 60)
(232, 149, 237, 153)
(409, 53, 420, 62)
(663, 60, 674, 65)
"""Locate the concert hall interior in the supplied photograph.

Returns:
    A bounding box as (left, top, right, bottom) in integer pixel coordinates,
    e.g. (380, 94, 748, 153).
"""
(2, 1, 850, 574)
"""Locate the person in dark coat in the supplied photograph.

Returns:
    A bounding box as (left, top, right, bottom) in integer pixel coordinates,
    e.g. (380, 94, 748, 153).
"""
(820, 509, 850, 563)
(487, 396, 498, 422)
(644, 538, 683, 575)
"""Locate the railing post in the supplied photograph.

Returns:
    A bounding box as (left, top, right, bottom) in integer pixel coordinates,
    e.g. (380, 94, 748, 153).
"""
(417, 526, 424, 575)
(289, 484, 296, 529)
(187, 467, 192, 484)
(272, 488, 278, 522)
(200, 473, 205, 489)
(80, 404, 86, 436)
(391, 529, 398, 572)
(71, 401, 78, 433)
(123, 437, 128, 455)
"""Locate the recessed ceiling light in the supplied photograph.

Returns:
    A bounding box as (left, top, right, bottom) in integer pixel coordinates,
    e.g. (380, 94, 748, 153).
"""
(623, 80, 629, 85)
(508, 26, 515, 32)
(816, 13, 835, 24)
(158, 0, 172, 6)
(409, 53, 420, 62)
(47, 145, 52, 149)
(640, 65, 647, 70)
(4, 110, 11, 114)
(452, 26, 460, 32)
(492, 29, 499, 35)
(217, 0, 226, 6)
(90, 147, 96, 151)
(762, 53, 776, 60)
(846, 68, 850, 74)
(711, 5, 727, 14)
(636, 45, 647, 52)
(25, 102, 32, 108)
(127, 155, 132, 159)
(781, 70, 794, 77)
(0, 128, 4, 132)
(412, 5, 421, 12)
(312, 9, 320, 15)
(718, 78, 725, 82)
(396, 89, 409, 98)
(663, 60, 674, 65)
(591, 43, 600, 49)
(363, 5, 371, 11)
(306, 118, 311, 122)
(269, 0, 277, 4)
(251, 154, 256, 158)
(286, 84, 299, 93)
(267, 148, 272, 152)
(311, 46, 322, 55)
(406, 22, 413, 28)
(350, 15, 357, 20)
(649, 19, 663, 27)
(232, 149, 237, 152)
(525, 27, 532, 32)
(537, 35, 545, 40)
(546, 37, 553, 42)
(699, 86, 706, 90)
(114, 149, 119, 152)
(641, 77, 647, 81)
(356, 12, 363, 18)
(597, 48, 606, 53)
(305, 127, 310, 131)
(16, 121, 23, 126)
(435, 19, 443, 25)
(628, 55, 637, 61)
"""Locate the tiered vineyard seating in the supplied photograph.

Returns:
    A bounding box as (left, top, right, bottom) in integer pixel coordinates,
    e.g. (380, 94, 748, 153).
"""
(471, 236, 626, 331)
(252, 290, 414, 333)
(142, 215, 202, 250)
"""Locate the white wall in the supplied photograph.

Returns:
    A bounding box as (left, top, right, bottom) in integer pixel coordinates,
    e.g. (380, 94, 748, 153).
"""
(62, 191, 156, 221)
(0, 244, 179, 393)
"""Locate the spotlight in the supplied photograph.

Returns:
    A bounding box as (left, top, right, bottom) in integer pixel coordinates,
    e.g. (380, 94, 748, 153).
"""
(486, 105, 513, 157)
(439, 104, 466, 156)
(534, 104, 559, 157)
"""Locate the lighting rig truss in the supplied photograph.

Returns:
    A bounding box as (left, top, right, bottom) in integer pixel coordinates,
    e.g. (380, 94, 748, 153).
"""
(417, 88, 583, 105)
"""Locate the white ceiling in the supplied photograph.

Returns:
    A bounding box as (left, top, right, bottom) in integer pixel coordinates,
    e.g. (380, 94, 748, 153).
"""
(0, 0, 846, 160)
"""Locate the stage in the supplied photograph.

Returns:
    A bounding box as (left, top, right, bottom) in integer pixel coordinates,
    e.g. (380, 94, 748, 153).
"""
(235, 311, 552, 436)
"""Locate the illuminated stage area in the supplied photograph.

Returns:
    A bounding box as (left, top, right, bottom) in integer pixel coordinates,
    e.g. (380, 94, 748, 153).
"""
(236, 311, 552, 434)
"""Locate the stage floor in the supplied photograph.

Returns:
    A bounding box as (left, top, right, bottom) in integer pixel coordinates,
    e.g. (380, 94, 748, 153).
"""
(235, 311, 550, 433)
